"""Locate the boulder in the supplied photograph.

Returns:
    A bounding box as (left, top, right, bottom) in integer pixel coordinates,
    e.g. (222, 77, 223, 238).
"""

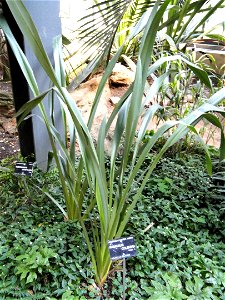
(110, 63, 134, 86)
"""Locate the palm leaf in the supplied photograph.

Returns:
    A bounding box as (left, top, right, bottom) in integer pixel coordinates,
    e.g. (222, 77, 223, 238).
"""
(68, 0, 131, 90)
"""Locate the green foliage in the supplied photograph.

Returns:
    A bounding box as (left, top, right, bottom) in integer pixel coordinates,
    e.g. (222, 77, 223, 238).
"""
(15, 246, 58, 284)
(1, 0, 225, 288)
(0, 154, 225, 298)
(146, 273, 188, 300)
(66, 0, 225, 85)
(122, 155, 225, 299)
(211, 158, 225, 202)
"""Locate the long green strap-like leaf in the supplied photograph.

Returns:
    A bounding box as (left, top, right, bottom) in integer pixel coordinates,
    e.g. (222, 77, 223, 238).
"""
(123, 0, 170, 176)
(182, 0, 225, 43)
(88, 1, 169, 131)
(6, 0, 110, 233)
(201, 113, 225, 162)
(116, 89, 225, 236)
(172, 0, 191, 38)
(53, 35, 66, 88)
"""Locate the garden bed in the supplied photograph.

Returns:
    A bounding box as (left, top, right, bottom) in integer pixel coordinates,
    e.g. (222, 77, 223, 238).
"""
(0, 153, 224, 299)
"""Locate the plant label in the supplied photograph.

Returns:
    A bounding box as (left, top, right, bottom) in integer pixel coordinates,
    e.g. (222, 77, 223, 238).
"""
(108, 236, 136, 261)
(14, 162, 34, 176)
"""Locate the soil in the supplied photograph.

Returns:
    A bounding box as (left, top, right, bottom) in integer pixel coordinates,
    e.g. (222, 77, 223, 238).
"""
(0, 81, 20, 161)
(0, 70, 129, 161)
(0, 68, 223, 162)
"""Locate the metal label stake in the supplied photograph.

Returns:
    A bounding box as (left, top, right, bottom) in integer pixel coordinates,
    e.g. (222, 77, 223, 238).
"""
(123, 257, 126, 300)
(108, 236, 137, 300)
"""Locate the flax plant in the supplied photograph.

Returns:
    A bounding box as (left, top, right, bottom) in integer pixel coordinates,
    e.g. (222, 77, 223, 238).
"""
(1, 0, 225, 287)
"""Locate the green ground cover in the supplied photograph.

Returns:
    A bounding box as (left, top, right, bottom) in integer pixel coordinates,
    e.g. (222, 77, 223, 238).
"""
(0, 153, 224, 299)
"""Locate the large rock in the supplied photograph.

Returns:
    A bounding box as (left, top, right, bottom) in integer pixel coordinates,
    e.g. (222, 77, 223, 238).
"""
(110, 63, 135, 86)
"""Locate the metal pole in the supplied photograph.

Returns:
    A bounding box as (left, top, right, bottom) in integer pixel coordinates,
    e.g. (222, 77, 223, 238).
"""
(2, 0, 63, 170)
(123, 258, 126, 300)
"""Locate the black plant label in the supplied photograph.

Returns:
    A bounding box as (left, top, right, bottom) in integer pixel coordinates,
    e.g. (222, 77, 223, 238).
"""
(108, 236, 136, 261)
(14, 162, 34, 176)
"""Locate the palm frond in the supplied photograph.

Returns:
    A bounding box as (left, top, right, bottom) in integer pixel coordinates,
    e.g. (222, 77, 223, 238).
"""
(68, 0, 131, 90)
